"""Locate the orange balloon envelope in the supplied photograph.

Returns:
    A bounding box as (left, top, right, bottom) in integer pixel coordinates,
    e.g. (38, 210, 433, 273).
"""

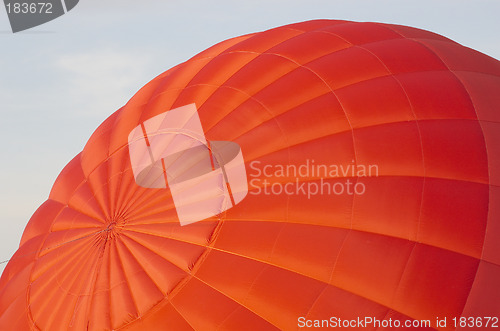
(1, 20, 500, 330)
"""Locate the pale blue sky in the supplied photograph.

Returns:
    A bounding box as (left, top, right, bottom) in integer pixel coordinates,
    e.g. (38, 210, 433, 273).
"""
(1, 0, 499, 273)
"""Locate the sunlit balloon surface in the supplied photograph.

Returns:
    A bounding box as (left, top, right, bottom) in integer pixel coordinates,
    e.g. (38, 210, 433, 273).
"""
(1, 20, 499, 330)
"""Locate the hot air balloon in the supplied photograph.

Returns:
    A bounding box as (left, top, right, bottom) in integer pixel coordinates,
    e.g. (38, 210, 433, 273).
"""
(1, 19, 499, 330)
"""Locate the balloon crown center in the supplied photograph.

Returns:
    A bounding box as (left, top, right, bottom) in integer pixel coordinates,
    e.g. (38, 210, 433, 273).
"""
(101, 218, 125, 240)
(105, 221, 117, 231)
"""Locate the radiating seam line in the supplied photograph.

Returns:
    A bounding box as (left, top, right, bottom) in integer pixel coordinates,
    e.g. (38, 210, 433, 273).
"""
(81, 226, 110, 329)
(3, 228, 104, 269)
(119, 231, 191, 274)
(62, 238, 106, 330)
(117, 235, 168, 297)
(113, 236, 142, 319)
(24, 236, 103, 329)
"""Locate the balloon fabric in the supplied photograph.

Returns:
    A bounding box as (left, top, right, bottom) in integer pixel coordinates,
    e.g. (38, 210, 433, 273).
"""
(1, 20, 499, 330)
